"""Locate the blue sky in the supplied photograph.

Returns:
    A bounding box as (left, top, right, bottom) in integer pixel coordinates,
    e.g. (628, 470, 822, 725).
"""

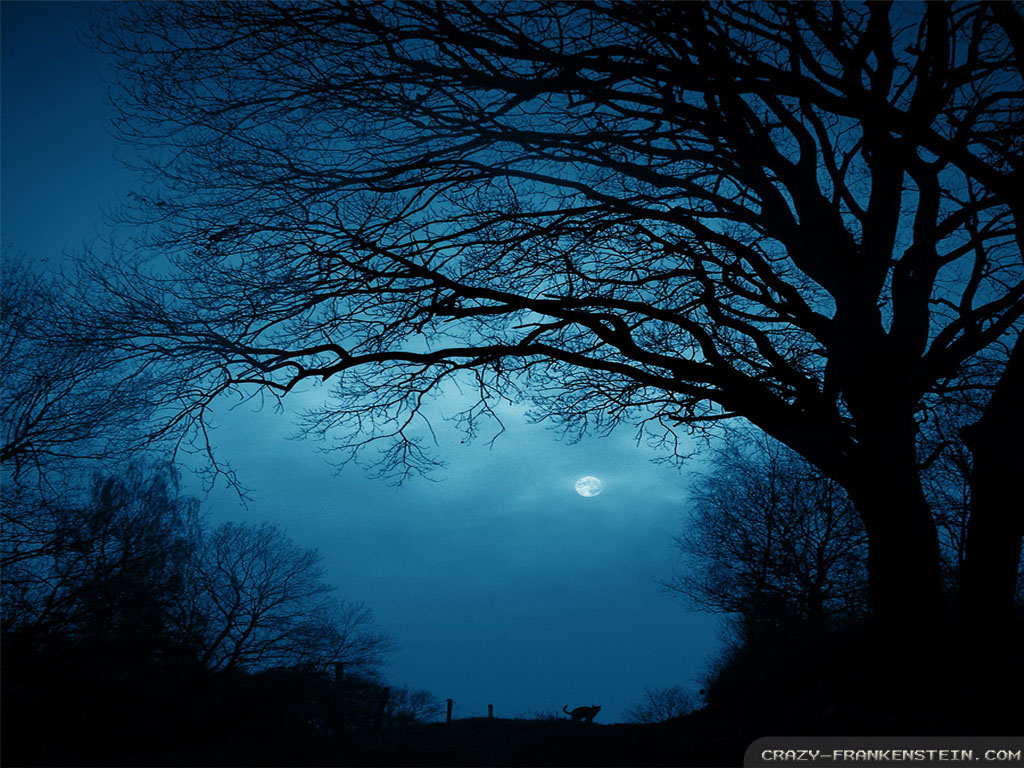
(2, 1, 720, 722)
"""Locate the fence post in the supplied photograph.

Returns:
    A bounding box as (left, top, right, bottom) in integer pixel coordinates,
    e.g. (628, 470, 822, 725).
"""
(446, 698, 453, 723)
(488, 704, 494, 719)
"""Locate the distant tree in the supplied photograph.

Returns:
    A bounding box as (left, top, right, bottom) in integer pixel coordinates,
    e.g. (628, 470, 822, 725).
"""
(2, 466, 392, 679)
(181, 521, 392, 674)
(87, 2, 1023, 660)
(667, 429, 869, 640)
(1, 450, 396, 763)
(320, 600, 397, 677)
(1, 462, 199, 655)
(1, 259, 180, 640)
(383, 685, 445, 725)
(623, 685, 697, 724)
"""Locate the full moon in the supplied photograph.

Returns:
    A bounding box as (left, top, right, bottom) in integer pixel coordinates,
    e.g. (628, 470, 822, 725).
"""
(574, 476, 603, 497)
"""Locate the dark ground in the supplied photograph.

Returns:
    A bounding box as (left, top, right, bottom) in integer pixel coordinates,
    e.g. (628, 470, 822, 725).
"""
(354, 715, 746, 767)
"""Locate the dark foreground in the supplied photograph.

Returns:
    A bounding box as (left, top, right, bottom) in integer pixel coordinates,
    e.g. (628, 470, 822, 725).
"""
(352, 716, 746, 767)
(5, 623, 1022, 766)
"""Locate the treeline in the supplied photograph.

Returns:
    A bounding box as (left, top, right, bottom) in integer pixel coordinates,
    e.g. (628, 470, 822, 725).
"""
(1, 461, 444, 766)
(0, 264, 440, 765)
(669, 428, 1024, 735)
(0, 460, 446, 765)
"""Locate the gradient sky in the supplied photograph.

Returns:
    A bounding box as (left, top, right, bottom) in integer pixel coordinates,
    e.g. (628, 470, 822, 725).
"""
(2, 1, 721, 723)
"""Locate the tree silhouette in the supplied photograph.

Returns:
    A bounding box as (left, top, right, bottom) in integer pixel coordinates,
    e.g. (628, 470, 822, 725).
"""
(623, 685, 696, 724)
(177, 520, 392, 674)
(88, 2, 1022, 658)
(1, 462, 199, 653)
(1, 261, 159, 489)
(668, 429, 869, 640)
(2, 464, 391, 673)
(2, 463, 398, 765)
(382, 685, 445, 726)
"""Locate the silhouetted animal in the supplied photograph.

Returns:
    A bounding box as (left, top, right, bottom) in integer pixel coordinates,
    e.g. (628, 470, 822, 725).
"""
(563, 704, 601, 723)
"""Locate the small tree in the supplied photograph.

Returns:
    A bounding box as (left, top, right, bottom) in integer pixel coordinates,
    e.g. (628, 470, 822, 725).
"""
(1, 462, 199, 655)
(383, 685, 444, 726)
(182, 521, 391, 674)
(668, 429, 869, 641)
(623, 685, 696, 724)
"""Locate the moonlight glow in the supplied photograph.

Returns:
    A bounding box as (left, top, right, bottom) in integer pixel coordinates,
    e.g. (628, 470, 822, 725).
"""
(575, 476, 603, 497)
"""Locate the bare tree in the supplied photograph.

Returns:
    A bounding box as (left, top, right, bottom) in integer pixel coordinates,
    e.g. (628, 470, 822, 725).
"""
(623, 685, 696, 724)
(2, 461, 390, 679)
(87, 2, 1022, 650)
(183, 521, 391, 674)
(1, 259, 193, 662)
(1, 462, 200, 655)
(0, 260, 161, 492)
(667, 429, 869, 640)
(383, 685, 445, 726)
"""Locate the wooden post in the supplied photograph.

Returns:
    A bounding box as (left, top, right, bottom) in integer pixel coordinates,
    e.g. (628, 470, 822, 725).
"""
(488, 704, 494, 719)
(446, 698, 453, 723)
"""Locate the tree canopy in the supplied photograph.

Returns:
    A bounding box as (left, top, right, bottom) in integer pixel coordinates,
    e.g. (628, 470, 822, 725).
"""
(87, 1, 1022, 656)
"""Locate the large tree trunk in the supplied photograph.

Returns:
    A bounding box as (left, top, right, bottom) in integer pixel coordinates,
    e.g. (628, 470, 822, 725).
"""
(961, 336, 1024, 629)
(959, 336, 1024, 729)
(825, 299, 947, 637)
(850, 467, 945, 642)
(836, 326, 947, 641)
(840, 451, 951, 729)
(843, 449, 951, 728)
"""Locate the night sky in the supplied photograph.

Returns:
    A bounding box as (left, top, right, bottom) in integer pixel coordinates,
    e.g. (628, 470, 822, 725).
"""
(2, 1, 720, 723)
